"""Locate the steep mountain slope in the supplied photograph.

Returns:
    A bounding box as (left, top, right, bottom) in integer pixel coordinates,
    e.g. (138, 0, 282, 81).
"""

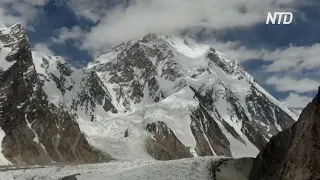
(0, 24, 106, 166)
(0, 23, 297, 165)
(249, 87, 320, 180)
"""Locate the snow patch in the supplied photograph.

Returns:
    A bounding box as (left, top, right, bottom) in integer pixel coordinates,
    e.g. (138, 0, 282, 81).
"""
(0, 127, 11, 165)
(0, 46, 15, 71)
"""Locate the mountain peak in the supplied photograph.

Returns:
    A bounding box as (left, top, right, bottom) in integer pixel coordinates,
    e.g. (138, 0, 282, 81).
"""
(81, 33, 297, 159)
(0, 22, 25, 36)
(0, 22, 29, 72)
(142, 33, 169, 41)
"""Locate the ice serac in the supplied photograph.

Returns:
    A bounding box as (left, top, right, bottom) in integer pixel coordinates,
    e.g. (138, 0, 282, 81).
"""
(249, 87, 320, 180)
(0, 24, 106, 166)
(87, 33, 297, 159)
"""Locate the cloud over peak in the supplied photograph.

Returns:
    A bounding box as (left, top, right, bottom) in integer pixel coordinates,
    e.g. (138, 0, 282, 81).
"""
(59, 0, 299, 53)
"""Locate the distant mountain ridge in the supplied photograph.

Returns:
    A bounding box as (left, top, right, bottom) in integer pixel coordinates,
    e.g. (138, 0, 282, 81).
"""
(0, 24, 297, 165)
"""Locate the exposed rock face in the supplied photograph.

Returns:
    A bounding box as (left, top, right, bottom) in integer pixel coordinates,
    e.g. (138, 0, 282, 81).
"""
(0, 24, 105, 166)
(245, 85, 294, 138)
(146, 122, 193, 160)
(190, 105, 231, 157)
(249, 87, 320, 180)
(88, 34, 176, 111)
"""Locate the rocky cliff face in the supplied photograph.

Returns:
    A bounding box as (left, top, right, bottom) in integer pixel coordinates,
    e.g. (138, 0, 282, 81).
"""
(249, 87, 320, 180)
(0, 24, 106, 166)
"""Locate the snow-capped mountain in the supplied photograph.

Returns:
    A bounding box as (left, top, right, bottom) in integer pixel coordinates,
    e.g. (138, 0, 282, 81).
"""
(84, 33, 297, 159)
(0, 24, 297, 166)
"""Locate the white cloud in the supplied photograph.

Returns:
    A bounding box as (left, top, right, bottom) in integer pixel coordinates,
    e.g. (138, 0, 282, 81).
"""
(205, 40, 264, 63)
(66, 0, 117, 22)
(281, 92, 313, 109)
(0, 7, 24, 27)
(52, 0, 320, 96)
(61, 0, 300, 52)
(33, 43, 54, 55)
(261, 44, 320, 72)
(0, 0, 49, 29)
(52, 26, 85, 44)
(45, 0, 319, 106)
(266, 76, 320, 93)
(22, 0, 49, 6)
(52, 0, 314, 62)
(205, 41, 320, 73)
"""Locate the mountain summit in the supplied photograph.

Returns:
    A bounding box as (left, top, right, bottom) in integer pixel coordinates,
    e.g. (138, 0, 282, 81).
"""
(0, 25, 297, 165)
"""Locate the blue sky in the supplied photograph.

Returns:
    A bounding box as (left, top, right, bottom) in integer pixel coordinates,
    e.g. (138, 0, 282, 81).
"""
(27, 1, 94, 67)
(0, 0, 319, 109)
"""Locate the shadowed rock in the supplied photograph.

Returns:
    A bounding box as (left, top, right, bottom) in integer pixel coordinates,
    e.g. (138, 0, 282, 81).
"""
(249, 87, 320, 180)
(60, 173, 80, 180)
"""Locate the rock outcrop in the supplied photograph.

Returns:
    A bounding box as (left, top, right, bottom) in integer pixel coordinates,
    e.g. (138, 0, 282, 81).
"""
(249, 87, 320, 180)
(209, 157, 254, 180)
(146, 121, 193, 160)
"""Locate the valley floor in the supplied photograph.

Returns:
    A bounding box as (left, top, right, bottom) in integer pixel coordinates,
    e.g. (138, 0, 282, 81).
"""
(0, 157, 252, 180)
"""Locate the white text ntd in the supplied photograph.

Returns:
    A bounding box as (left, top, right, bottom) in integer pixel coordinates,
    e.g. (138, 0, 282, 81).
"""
(266, 12, 293, 25)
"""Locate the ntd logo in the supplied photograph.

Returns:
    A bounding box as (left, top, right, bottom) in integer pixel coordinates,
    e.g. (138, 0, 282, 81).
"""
(266, 12, 293, 25)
